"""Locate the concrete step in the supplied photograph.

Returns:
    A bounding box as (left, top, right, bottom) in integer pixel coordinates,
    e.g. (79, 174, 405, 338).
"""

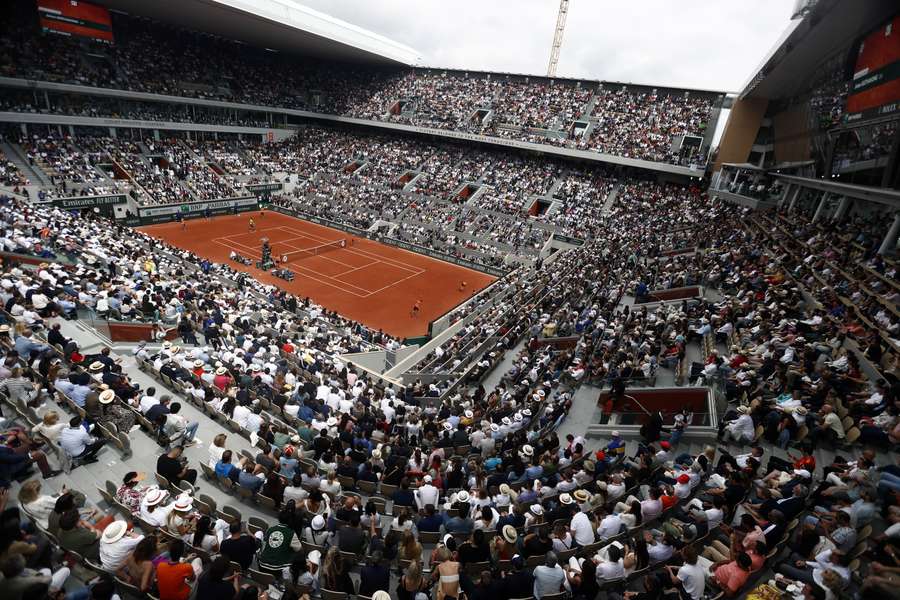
(1, 141, 52, 187)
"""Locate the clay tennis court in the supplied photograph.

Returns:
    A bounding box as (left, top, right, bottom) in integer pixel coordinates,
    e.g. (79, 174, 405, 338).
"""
(138, 212, 495, 338)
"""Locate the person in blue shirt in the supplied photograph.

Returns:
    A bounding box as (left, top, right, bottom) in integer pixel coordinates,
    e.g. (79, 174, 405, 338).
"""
(417, 504, 444, 532)
(215, 449, 239, 479)
(14, 330, 50, 358)
(443, 503, 474, 534)
(68, 382, 92, 407)
(279, 449, 299, 479)
(237, 463, 264, 493)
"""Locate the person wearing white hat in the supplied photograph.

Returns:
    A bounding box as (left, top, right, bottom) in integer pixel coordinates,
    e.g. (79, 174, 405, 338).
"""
(99, 520, 145, 571)
(139, 487, 172, 528)
(301, 514, 331, 547)
(524, 503, 544, 529)
(415, 474, 440, 510)
(721, 405, 755, 444)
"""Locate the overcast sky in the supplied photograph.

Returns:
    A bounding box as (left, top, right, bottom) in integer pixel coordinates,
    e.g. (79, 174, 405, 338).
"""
(298, 0, 795, 92)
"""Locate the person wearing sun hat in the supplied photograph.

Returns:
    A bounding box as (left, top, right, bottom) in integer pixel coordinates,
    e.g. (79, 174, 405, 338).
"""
(99, 520, 145, 571)
(99, 388, 138, 434)
(139, 487, 172, 528)
(213, 366, 232, 391)
(489, 524, 519, 562)
(524, 503, 544, 529)
(721, 405, 755, 444)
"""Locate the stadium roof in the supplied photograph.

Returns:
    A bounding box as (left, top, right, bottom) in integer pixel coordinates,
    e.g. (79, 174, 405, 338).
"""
(97, 0, 420, 66)
(739, 0, 897, 100)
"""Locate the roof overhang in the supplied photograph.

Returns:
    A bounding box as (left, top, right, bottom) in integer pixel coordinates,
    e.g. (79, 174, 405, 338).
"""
(95, 0, 419, 66)
(740, 0, 898, 100)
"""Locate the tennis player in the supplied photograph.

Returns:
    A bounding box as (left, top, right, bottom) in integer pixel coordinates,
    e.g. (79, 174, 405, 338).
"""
(248, 217, 256, 232)
(411, 299, 422, 318)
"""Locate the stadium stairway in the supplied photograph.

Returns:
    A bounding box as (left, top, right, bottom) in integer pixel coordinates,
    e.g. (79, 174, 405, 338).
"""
(1, 141, 53, 187)
(32, 317, 279, 526)
(600, 183, 621, 215)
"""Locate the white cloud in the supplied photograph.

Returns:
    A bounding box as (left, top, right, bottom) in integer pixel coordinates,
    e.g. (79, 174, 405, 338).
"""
(296, 0, 795, 91)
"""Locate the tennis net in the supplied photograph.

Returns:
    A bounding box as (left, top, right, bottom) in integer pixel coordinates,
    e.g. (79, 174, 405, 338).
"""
(279, 238, 348, 263)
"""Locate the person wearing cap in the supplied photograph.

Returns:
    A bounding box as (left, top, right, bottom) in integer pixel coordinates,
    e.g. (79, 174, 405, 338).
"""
(605, 431, 626, 460)
(415, 473, 440, 510)
(673, 473, 693, 499)
(99, 520, 145, 571)
(302, 514, 331, 547)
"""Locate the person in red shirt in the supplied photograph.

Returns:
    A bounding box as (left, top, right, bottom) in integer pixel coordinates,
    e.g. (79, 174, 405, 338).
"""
(156, 539, 196, 600)
(213, 366, 233, 391)
(191, 360, 204, 379)
(712, 552, 753, 596)
(281, 340, 295, 354)
(660, 486, 679, 510)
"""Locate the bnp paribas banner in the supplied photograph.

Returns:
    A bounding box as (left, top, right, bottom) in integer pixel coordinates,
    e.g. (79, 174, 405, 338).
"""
(136, 196, 258, 224)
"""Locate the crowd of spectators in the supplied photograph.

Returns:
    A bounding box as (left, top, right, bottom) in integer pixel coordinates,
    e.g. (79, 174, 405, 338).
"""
(0, 0, 719, 166)
(0, 177, 898, 600)
(582, 87, 714, 165)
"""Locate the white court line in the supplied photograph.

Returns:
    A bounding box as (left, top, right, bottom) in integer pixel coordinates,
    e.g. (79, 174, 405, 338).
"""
(212, 237, 372, 297)
(332, 260, 381, 278)
(220, 238, 264, 256)
(359, 269, 428, 296)
(276, 226, 424, 274)
(215, 225, 430, 298)
(212, 238, 261, 259)
(278, 239, 359, 270)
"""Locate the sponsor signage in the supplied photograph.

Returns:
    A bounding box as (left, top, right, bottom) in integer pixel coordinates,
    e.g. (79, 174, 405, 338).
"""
(553, 233, 585, 246)
(845, 101, 900, 124)
(246, 182, 284, 194)
(133, 196, 258, 225)
(55, 194, 126, 209)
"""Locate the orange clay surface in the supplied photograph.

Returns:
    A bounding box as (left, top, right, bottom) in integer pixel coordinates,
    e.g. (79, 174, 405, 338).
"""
(138, 212, 495, 338)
